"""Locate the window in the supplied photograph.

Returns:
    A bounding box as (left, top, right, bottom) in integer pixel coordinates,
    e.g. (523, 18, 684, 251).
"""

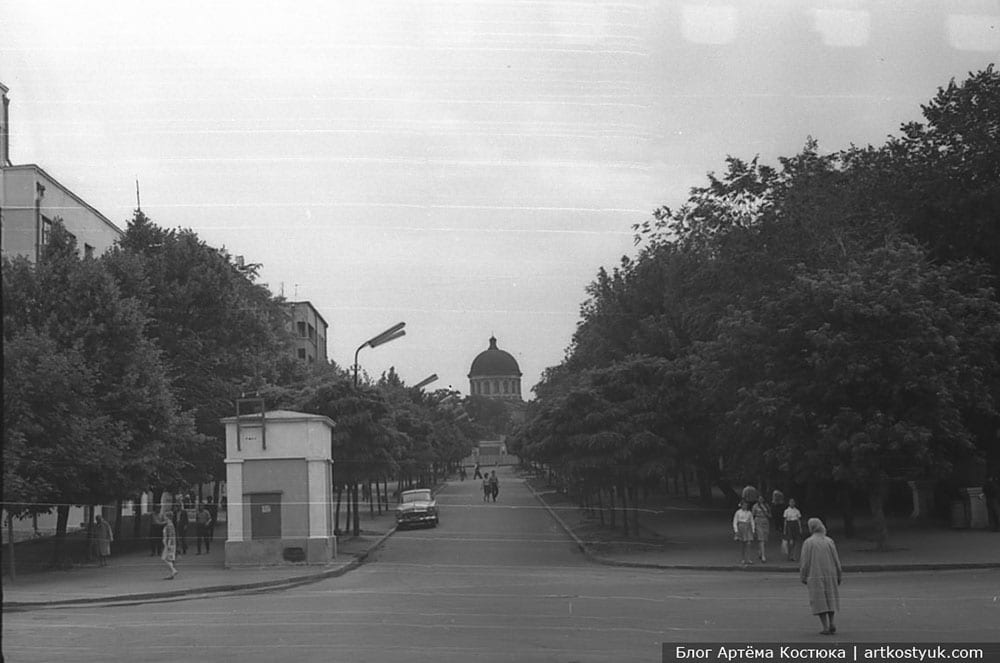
(40, 216, 53, 245)
(84, 244, 95, 259)
(297, 321, 307, 337)
(308, 324, 315, 342)
(297, 348, 306, 359)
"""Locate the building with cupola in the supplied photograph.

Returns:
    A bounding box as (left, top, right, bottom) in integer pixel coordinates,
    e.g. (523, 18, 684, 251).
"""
(468, 336, 523, 401)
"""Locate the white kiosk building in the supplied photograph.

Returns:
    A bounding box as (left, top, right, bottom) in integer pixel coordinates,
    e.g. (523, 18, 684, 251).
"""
(221, 409, 336, 567)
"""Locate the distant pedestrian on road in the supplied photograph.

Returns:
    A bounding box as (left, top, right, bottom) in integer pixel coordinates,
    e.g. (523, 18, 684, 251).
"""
(799, 518, 842, 635)
(783, 498, 803, 561)
(482, 475, 491, 502)
(173, 504, 189, 555)
(473, 463, 483, 479)
(732, 500, 755, 565)
(195, 503, 213, 554)
(94, 515, 113, 567)
(752, 495, 770, 562)
(162, 512, 178, 579)
(149, 510, 167, 557)
(489, 471, 499, 502)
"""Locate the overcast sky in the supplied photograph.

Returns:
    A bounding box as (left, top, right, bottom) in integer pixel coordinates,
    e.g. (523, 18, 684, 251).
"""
(3, 1, 997, 397)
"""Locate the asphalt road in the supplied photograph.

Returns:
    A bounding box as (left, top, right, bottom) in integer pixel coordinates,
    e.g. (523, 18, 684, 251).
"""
(4, 468, 999, 663)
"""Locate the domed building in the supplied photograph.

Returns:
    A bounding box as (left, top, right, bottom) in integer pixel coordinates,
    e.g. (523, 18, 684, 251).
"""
(468, 336, 523, 401)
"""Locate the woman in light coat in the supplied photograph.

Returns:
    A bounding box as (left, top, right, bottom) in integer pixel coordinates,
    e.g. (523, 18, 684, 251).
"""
(161, 512, 178, 579)
(799, 518, 842, 634)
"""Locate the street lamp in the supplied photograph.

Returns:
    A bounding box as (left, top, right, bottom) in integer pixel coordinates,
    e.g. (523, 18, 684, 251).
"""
(354, 322, 406, 387)
(413, 373, 439, 390)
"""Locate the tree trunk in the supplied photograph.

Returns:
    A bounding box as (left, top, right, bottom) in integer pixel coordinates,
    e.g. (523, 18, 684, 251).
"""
(52, 504, 70, 568)
(132, 496, 142, 540)
(868, 484, 889, 551)
(352, 484, 361, 537)
(113, 500, 124, 542)
(368, 480, 375, 518)
(631, 485, 641, 537)
(620, 481, 630, 538)
(697, 470, 714, 505)
(6, 513, 15, 581)
(608, 487, 616, 528)
(838, 485, 856, 539)
(375, 479, 382, 516)
(84, 506, 95, 561)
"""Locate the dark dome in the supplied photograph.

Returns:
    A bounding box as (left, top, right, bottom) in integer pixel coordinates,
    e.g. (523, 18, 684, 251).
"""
(468, 336, 522, 377)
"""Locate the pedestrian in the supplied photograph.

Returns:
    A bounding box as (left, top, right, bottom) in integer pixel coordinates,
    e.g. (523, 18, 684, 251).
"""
(205, 496, 218, 541)
(94, 514, 113, 567)
(783, 498, 803, 561)
(162, 511, 178, 579)
(482, 475, 491, 502)
(752, 494, 771, 562)
(799, 518, 842, 635)
(489, 470, 499, 502)
(149, 509, 167, 556)
(173, 503, 189, 555)
(732, 500, 755, 564)
(195, 502, 213, 554)
(473, 463, 483, 479)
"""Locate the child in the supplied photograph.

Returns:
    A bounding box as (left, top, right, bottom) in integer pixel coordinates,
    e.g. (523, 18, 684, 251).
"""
(732, 500, 756, 565)
(783, 498, 803, 561)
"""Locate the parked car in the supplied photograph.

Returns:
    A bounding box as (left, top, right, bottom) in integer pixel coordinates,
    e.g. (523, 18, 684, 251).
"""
(395, 489, 438, 529)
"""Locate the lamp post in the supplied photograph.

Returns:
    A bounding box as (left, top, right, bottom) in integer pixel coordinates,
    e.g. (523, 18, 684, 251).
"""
(413, 373, 438, 390)
(354, 322, 406, 387)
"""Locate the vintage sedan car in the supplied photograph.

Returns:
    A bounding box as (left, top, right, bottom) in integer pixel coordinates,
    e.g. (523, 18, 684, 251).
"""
(395, 489, 438, 529)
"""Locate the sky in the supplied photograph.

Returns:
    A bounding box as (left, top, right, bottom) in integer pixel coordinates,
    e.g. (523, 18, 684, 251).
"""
(2, 1, 997, 398)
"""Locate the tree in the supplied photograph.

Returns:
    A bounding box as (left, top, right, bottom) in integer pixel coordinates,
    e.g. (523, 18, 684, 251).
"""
(3, 222, 192, 563)
(103, 211, 293, 492)
(704, 241, 1000, 548)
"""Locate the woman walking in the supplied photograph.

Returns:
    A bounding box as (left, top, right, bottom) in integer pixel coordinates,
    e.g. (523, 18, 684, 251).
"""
(783, 498, 803, 561)
(799, 518, 842, 635)
(732, 500, 755, 564)
(752, 495, 771, 562)
(161, 512, 178, 580)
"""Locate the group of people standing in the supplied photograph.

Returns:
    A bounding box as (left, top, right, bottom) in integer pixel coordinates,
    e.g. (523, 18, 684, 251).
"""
(731, 489, 804, 564)
(732, 487, 843, 635)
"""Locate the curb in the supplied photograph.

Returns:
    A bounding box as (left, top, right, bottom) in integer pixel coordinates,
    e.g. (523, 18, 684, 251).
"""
(3, 480, 457, 611)
(2, 525, 400, 612)
(523, 480, 1000, 574)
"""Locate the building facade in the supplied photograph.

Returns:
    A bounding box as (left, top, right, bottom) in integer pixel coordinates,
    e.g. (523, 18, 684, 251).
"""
(468, 336, 523, 400)
(0, 83, 124, 262)
(284, 300, 329, 364)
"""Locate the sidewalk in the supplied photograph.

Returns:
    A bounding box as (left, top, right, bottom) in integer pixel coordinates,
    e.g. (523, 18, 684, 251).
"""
(2, 508, 399, 611)
(525, 476, 1000, 572)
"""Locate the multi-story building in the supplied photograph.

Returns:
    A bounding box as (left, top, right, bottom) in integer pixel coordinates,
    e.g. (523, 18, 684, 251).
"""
(0, 83, 124, 262)
(285, 300, 329, 364)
